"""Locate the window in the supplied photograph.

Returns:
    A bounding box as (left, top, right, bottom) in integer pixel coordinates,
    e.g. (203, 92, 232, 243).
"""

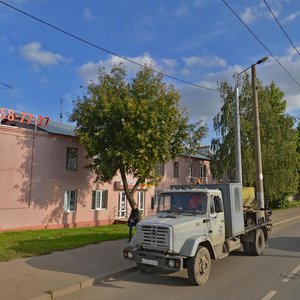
(64, 190, 77, 212)
(137, 191, 145, 216)
(92, 190, 108, 210)
(66, 147, 78, 171)
(188, 164, 193, 178)
(157, 163, 165, 177)
(200, 165, 207, 178)
(118, 192, 127, 218)
(173, 161, 179, 178)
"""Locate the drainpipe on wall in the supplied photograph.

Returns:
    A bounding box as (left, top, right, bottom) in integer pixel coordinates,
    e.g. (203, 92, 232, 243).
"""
(28, 130, 36, 207)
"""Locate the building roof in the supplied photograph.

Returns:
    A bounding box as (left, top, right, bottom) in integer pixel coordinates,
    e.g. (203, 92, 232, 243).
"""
(1, 116, 76, 137)
(181, 153, 211, 161)
(40, 120, 75, 137)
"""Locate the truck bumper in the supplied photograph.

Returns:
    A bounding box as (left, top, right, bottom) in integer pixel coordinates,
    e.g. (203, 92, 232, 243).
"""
(123, 246, 184, 271)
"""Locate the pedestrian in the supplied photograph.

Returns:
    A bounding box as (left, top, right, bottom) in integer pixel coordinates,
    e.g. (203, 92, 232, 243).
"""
(127, 203, 141, 242)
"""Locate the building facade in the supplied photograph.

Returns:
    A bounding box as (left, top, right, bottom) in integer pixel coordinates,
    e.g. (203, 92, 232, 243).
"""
(0, 120, 212, 231)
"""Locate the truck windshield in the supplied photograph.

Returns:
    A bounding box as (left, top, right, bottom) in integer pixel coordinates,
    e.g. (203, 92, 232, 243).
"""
(158, 192, 207, 214)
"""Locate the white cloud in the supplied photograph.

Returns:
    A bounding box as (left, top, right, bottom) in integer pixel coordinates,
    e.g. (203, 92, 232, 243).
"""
(282, 11, 300, 23)
(241, 7, 258, 24)
(77, 53, 172, 83)
(183, 55, 227, 68)
(259, 54, 300, 113)
(160, 58, 177, 75)
(240, 2, 283, 24)
(287, 45, 300, 57)
(83, 8, 95, 21)
(20, 42, 66, 69)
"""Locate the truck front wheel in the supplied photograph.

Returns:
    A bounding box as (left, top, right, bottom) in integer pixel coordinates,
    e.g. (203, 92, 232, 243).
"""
(187, 246, 211, 286)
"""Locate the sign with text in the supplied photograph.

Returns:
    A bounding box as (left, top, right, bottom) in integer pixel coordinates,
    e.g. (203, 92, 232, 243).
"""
(0, 107, 50, 127)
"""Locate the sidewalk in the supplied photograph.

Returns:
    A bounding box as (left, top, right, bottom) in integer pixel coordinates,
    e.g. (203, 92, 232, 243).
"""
(0, 239, 136, 300)
(0, 206, 299, 300)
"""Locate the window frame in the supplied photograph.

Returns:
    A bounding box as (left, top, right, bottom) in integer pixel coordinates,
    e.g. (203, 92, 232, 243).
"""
(157, 163, 165, 177)
(188, 164, 194, 178)
(64, 190, 77, 212)
(173, 161, 179, 178)
(66, 147, 78, 171)
(200, 164, 207, 179)
(92, 190, 108, 210)
(137, 191, 145, 216)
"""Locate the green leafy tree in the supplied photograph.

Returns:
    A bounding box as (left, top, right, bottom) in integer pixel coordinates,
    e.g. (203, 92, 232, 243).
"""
(70, 64, 206, 209)
(211, 74, 299, 208)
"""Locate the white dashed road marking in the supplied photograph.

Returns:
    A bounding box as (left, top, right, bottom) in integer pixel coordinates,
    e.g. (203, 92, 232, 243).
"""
(262, 291, 277, 300)
(282, 264, 300, 283)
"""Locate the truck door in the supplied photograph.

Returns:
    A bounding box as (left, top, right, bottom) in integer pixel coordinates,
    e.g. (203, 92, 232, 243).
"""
(208, 195, 225, 247)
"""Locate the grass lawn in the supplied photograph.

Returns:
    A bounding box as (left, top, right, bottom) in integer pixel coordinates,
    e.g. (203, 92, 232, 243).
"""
(288, 200, 300, 208)
(0, 224, 128, 262)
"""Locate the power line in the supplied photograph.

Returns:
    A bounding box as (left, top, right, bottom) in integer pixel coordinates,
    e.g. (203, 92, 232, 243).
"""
(263, 0, 300, 57)
(222, 0, 300, 88)
(0, 0, 218, 93)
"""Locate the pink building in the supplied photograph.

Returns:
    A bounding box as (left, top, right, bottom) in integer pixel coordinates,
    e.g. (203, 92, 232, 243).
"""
(156, 151, 213, 191)
(0, 120, 212, 231)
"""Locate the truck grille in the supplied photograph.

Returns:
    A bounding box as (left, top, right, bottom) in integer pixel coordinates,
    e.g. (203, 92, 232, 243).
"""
(137, 225, 170, 250)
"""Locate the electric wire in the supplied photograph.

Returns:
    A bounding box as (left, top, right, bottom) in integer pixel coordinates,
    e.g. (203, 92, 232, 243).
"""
(0, 0, 218, 92)
(263, 0, 300, 57)
(222, 0, 300, 88)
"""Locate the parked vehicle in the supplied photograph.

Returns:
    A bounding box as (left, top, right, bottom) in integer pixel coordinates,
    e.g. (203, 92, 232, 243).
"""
(123, 183, 272, 285)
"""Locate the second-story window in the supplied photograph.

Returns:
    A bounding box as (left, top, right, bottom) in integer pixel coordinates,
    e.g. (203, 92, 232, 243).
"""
(66, 147, 78, 171)
(157, 163, 165, 177)
(188, 164, 194, 178)
(173, 161, 179, 177)
(200, 165, 207, 178)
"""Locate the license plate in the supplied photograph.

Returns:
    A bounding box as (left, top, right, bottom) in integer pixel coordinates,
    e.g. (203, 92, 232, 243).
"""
(142, 258, 158, 266)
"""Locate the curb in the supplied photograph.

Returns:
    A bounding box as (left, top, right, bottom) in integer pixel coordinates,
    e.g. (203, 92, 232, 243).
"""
(27, 266, 137, 300)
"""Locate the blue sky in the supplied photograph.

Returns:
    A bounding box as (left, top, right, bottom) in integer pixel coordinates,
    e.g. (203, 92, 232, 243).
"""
(1, 0, 300, 144)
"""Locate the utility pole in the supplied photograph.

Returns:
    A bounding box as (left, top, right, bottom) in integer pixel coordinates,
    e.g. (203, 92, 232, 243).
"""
(251, 63, 265, 210)
(234, 74, 242, 184)
(234, 57, 268, 210)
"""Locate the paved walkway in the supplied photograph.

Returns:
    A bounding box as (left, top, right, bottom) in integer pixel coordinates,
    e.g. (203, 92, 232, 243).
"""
(0, 206, 299, 300)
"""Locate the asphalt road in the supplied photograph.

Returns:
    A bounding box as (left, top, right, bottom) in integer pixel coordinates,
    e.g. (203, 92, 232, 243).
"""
(60, 219, 300, 300)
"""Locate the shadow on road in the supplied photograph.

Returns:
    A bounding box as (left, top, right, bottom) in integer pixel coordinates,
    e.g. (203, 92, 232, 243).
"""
(268, 236, 300, 253)
(94, 269, 192, 288)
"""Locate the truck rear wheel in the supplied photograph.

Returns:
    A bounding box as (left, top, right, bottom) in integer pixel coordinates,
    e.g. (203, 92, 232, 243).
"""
(249, 228, 265, 256)
(242, 242, 251, 255)
(187, 246, 211, 286)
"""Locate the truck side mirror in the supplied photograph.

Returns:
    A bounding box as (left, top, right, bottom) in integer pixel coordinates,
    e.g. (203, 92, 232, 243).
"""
(214, 196, 223, 213)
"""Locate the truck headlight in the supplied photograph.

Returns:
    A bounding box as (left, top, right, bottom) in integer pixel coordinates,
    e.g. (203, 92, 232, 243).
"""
(127, 251, 133, 259)
(168, 259, 175, 268)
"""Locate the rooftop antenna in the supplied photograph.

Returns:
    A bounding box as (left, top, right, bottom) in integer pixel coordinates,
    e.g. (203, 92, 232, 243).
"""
(59, 98, 63, 123)
(1, 82, 23, 109)
(1, 82, 14, 109)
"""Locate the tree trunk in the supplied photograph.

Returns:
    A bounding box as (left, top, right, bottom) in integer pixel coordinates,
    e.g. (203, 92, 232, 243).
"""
(120, 167, 140, 209)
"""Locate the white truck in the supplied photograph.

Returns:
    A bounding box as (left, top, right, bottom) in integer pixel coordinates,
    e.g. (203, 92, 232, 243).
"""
(123, 183, 272, 285)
